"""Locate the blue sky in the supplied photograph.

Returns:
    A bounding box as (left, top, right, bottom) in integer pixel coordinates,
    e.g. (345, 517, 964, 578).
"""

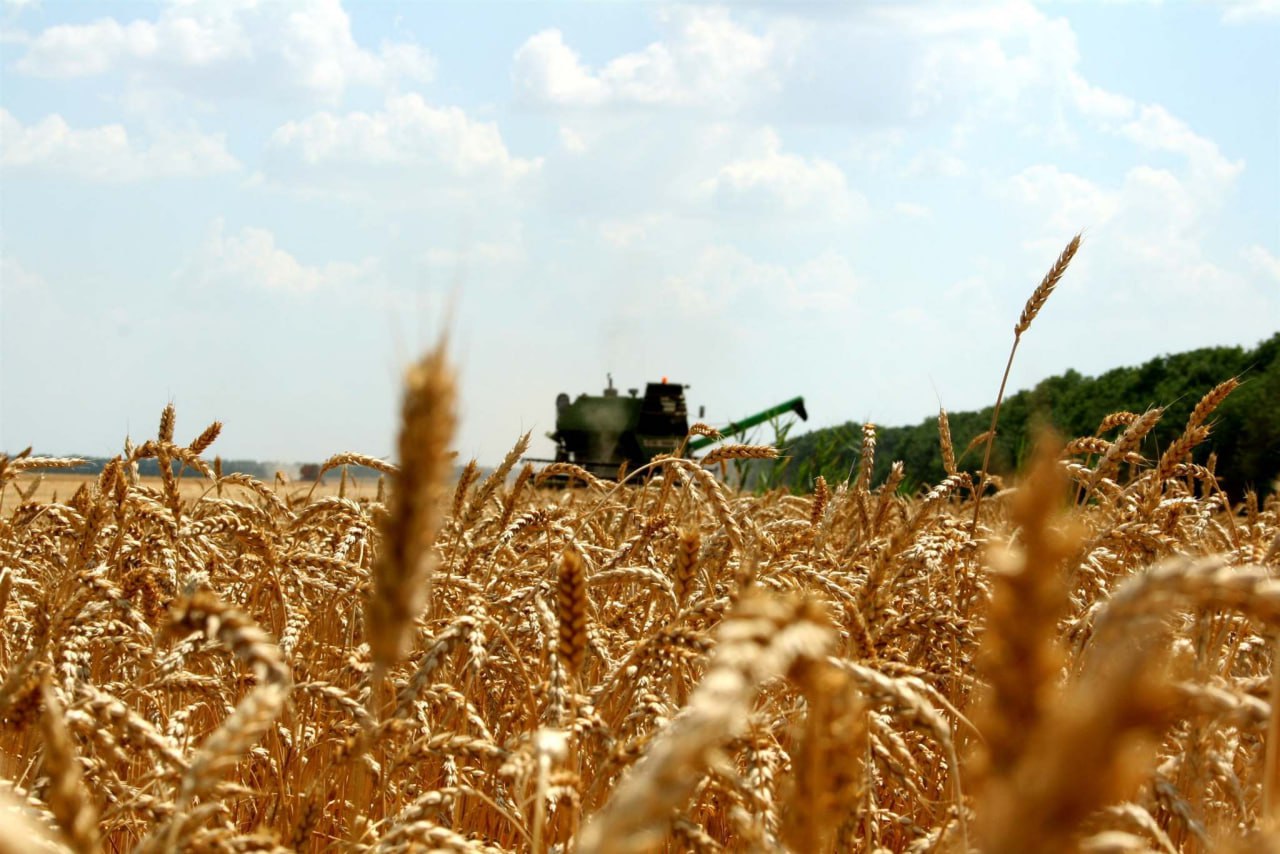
(1, 0, 1277, 466)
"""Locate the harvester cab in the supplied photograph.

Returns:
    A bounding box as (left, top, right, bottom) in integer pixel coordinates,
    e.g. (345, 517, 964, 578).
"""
(544, 376, 807, 479)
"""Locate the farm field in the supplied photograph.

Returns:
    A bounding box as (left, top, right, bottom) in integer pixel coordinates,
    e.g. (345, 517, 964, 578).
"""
(2, 243, 1279, 853)
(3, 1, 1276, 851)
(7, 472, 384, 510)
(2, 369, 1278, 853)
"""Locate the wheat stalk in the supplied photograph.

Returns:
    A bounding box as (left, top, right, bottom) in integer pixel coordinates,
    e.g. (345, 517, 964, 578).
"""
(972, 233, 1082, 530)
(368, 340, 457, 676)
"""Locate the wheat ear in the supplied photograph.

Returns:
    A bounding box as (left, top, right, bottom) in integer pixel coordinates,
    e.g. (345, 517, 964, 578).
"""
(577, 594, 832, 854)
(368, 339, 457, 678)
(556, 546, 589, 681)
(38, 680, 100, 854)
(972, 233, 1081, 530)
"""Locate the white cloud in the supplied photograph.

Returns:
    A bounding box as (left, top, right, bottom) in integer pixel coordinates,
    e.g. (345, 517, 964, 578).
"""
(894, 201, 932, 218)
(901, 4, 1071, 120)
(421, 241, 523, 270)
(663, 245, 861, 316)
(715, 1, 1156, 151)
(1243, 245, 1280, 282)
(513, 7, 785, 110)
(1205, 0, 1280, 23)
(1005, 160, 1221, 283)
(180, 218, 378, 294)
(701, 128, 862, 218)
(596, 216, 663, 248)
(890, 304, 942, 336)
(599, 222, 641, 248)
(774, 1, 1090, 136)
(945, 272, 997, 312)
(784, 251, 863, 311)
(1067, 72, 1136, 121)
(0, 108, 238, 181)
(1120, 104, 1244, 186)
(14, 0, 432, 104)
(999, 54, 1245, 307)
(903, 148, 969, 178)
(513, 30, 609, 106)
(265, 93, 538, 185)
(960, 1, 1276, 26)
(1007, 164, 1120, 233)
(559, 126, 588, 154)
(528, 113, 866, 241)
(0, 254, 46, 293)
(1004, 125, 1250, 328)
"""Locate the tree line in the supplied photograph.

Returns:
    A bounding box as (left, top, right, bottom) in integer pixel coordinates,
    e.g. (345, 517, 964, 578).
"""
(784, 332, 1280, 499)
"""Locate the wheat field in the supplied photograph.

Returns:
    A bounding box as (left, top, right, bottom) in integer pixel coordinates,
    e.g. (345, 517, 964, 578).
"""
(14, 474, 384, 510)
(3, 244, 1279, 853)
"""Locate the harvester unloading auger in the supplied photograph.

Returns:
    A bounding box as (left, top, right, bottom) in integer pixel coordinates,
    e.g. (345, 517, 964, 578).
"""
(529, 375, 808, 479)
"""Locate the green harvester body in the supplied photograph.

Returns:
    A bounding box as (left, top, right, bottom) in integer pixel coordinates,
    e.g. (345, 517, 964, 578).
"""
(548, 376, 807, 478)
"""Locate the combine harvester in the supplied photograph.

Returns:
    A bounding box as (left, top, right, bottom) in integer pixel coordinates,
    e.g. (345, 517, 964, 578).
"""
(530, 374, 807, 480)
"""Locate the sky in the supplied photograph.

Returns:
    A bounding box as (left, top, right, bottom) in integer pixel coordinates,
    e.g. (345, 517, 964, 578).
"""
(1, 0, 1277, 467)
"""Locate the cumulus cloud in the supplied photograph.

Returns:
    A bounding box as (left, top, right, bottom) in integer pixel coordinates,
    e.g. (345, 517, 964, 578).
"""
(1001, 1, 1276, 25)
(1001, 121, 1258, 349)
(421, 240, 524, 270)
(1243, 245, 1280, 282)
(511, 0, 1244, 262)
(1007, 99, 1242, 253)
(728, 1, 1096, 136)
(919, 2, 1251, 330)
(663, 245, 861, 316)
(559, 126, 588, 154)
(0, 108, 238, 181)
(1006, 164, 1120, 233)
(1213, 0, 1280, 22)
(513, 30, 608, 106)
(894, 201, 932, 218)
(1067, 72, 1136, 121)
(1111, 0, 1280, 23)
(180, 218, 378, 294)
(700, 128, 863, 218)
(898, 3, 1077, 121)
(0, 254, 46, 293)
(902, 148, 969, 178)
(1006, 163, 1211, 283)
(596, 216, 663, 249)
(13, 0, 432, 104)
(513, 7, 786, 110)
(1120, 104, 1244, 186)
(264, 93, 538, 188)
(527, 114, 865, 242)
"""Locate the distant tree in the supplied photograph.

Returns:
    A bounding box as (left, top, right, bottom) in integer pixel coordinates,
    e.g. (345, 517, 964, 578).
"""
(787, 332, 1279, 498)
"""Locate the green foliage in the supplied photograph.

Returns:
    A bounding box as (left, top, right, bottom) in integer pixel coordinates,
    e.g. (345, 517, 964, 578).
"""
(723, 415, 802, 492)
(788, 332, 1280, 498)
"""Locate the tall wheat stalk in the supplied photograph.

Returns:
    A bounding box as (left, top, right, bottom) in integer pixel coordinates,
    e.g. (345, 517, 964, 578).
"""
(971, 233, 1081, 531)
